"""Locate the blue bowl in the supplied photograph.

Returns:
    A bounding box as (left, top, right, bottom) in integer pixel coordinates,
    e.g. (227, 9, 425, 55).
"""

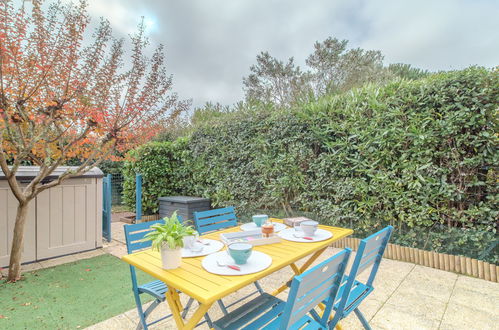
(252, 214, 268, 227)
(228, 243, 253, 265)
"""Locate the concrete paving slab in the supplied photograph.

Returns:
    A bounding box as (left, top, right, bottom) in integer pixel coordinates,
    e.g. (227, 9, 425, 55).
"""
(370, 303, 441, 329)
(367, 266, 416, 302)
(439, 301, 499, 330)
(1, 262, 43, 277)
(102, 239, 121, 249)
(110, 222, 127, 244)
(39, 254, 79, 269)
(447, 282, 497, 316)
(339, 297, 385, 329)
(103, 244, 128, 258)
(384, 291, 448, 322)
(74, 248, 106, 261)
(21, 262, 44, 272)
(410, 264, 459, 285)
(394, 265, 457, 303)
(85, 313, 136, 330)
(454, 274, 499, 297)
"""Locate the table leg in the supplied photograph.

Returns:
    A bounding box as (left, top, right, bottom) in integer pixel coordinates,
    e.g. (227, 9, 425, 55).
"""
(184, 303, 212, 329)
(165, 289, 185, 328)
(164, 288, 213, 330)
(271, 247, 328, 296)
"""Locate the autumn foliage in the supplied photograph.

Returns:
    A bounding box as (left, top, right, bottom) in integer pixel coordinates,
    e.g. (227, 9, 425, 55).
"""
(0, 0, 187, 281)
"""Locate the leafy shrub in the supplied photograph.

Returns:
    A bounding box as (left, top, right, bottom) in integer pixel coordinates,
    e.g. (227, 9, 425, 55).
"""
(122, 138, 192, 214)
(98, 160, 125, 175)
(300, 67, 498, 233)
(188, 110, 318, 211)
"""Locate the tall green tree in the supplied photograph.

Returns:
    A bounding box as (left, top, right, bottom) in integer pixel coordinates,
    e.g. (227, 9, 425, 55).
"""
(387, 63, 430, 80)
(242, 52, 311, 107)
(243, 37, 429, 107)
(306, 37, 388, 95)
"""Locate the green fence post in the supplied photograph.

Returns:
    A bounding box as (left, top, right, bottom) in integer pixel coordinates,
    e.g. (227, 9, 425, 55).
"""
(136, 174, 142, 223)
(102, 174, 112, 242)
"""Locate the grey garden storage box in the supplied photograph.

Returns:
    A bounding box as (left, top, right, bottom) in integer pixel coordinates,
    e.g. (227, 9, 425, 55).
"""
(159, 196, 211, 223)
(0, 166, 104, 267)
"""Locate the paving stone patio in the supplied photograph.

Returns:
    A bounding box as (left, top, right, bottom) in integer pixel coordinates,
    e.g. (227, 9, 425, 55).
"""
(3, 221, 497, 329)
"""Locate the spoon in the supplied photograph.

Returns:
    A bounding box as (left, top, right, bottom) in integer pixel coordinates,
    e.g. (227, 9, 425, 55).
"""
(293, 233, 314, 240)
(216, 260, 240, 271)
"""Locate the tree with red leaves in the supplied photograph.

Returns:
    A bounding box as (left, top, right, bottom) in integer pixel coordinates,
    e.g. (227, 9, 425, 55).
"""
(0, 0, 188, 281)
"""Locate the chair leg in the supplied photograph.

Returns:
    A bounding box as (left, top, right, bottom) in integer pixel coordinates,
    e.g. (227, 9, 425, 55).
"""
(353, 308, 372, 330)
(133, 292, 148, 330)
(328, 312, 342, 330)
(217, 299, 229, 315)
(254, 281, 264, 294)
(216, 281, 263, 316)
(143, 299, 161, 319)
(182, 297, 195, 318)
(203, 310, 214, 328)
(180, 297, 213, 327)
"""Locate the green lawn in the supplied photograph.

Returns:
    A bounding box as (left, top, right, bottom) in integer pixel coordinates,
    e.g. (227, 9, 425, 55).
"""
(0, 254, 153, 329)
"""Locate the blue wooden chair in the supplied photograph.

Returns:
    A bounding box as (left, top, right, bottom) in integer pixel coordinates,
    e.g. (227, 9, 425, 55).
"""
(192, 206, 238, 234)
(213, 248, 352, 329)
(193, 207, 265, 314)
(124, 219, 211, 329)
(328, 226, 393, 330)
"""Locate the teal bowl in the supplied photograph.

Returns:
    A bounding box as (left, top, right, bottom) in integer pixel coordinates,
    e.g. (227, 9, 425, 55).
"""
(252, 214, 268, 227)
(228, 243, 253, 265)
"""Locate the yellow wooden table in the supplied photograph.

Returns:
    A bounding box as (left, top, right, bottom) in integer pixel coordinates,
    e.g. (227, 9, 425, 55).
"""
(121, 220, 353, 329)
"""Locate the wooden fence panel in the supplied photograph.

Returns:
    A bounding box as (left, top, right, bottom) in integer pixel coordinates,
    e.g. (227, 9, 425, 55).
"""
(329, 237, 498, 283)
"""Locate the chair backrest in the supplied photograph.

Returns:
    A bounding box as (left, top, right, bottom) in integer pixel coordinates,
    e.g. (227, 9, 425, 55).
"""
(333, 226, 393, 321)
(352, 225, 393, 286)
(124, 219, 165, 254)
(193, 207, 237, 234)
(278, 248, 352, 330)
(124, 215, 184, 254)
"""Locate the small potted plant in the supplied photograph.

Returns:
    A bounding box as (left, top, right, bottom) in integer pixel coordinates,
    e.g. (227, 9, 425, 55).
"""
(142, 211, 198, 269)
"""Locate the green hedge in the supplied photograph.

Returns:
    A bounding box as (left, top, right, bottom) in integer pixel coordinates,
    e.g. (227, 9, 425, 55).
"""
(300, 68, 498, 231)
(122, 138, 192, 214)
(123, 67, 498, 262)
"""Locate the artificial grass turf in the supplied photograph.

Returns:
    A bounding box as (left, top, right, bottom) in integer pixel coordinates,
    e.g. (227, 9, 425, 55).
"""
(0, 253, 155, 329)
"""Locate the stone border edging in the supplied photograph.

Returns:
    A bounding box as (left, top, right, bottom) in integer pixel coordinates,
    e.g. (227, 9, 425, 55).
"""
(331, 237, 498, 283)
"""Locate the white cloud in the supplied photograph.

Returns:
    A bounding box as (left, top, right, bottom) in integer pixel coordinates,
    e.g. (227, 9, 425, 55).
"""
(84, 0, 158, 35)
(358, 0, 499, 70)
(77, 0, 499, 107)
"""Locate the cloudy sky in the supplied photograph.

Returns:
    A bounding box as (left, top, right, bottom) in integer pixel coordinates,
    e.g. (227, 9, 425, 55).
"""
(81, 0, 498, 108)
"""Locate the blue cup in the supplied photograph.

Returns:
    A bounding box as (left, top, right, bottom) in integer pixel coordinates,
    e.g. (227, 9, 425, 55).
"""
(228, 243, 253, 265)
(252, 214, 268, 227)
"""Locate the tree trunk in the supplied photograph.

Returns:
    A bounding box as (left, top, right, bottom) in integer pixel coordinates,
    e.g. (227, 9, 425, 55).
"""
(7, 201, 30, 282)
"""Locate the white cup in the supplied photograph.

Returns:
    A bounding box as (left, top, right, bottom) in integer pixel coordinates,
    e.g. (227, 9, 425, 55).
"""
(300, 220, 318, 236)
(183, 235, 197, 250)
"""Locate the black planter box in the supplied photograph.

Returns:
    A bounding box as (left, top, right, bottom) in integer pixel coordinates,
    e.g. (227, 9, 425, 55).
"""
(158, 196, 211, 224)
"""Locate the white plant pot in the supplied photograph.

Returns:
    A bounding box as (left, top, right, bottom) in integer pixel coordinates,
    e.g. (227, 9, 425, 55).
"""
(160, 245, 182, 269)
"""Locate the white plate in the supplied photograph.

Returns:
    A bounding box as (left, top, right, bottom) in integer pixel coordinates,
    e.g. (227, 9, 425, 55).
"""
(181, 239, 224, 258)
(202, 251, 272, 275)
(278, 228, 333, 243)
(240, 222, 288, 232)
